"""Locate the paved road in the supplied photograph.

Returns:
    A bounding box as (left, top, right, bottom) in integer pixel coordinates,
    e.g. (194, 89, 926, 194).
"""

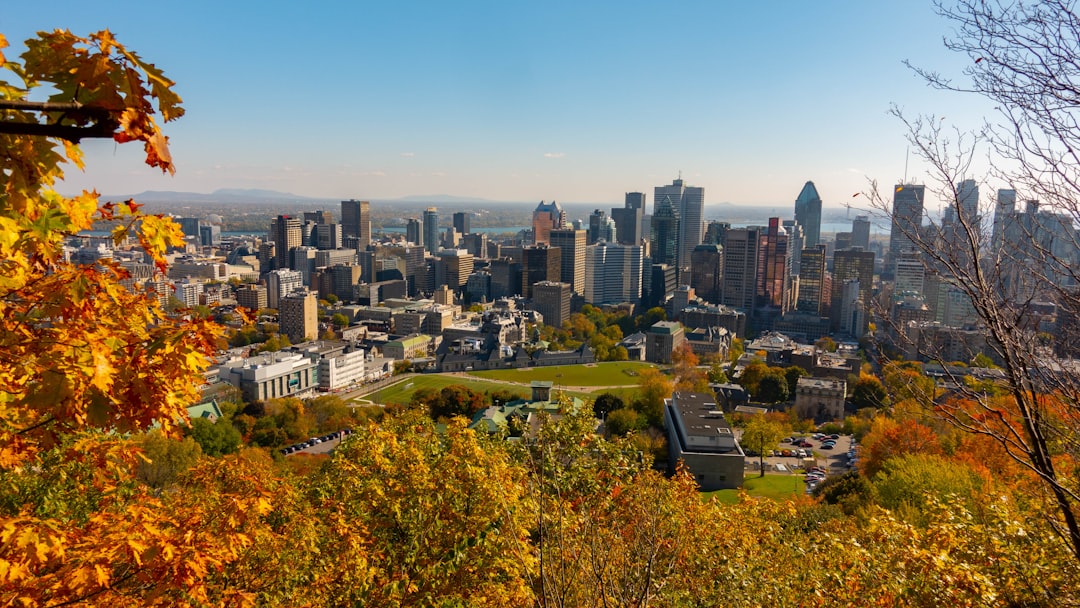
(740, 432, 854, 475)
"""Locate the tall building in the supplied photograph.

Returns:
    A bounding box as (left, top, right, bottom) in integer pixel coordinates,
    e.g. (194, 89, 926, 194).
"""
(588, 209, 615, 244)
(851, 215, 871, 250)
(532, 200, 565, 245)
(328, 264, 363, 302)
(532, 281, 572, 328)
(794, 181, 823, 247)
(720, 227, 760, 312)
(437, 249, 474, 291)
(402, 245, 426, 296)
(235, 284, 267, 311)
(303, 210, 332, 225)
(585, 242, 643, 305)
(452, 212, 470, 236)
(280, 290, 317, 343)
(549, 228, 586, 296)
(756, 218, 794, 313)
(521, 245, 561, 299)
(796, 245, 828, 316)
(655, 177, 704, 283)
(423, 208, 440, 254)
(690, 244, 723, 304)
(406, 218, 422, 247)
(340, 200, 371, 249)
(314, 223, 343, 250)
(782, 219, 804, 276)
(644, 263, 677, 310)
(704, 221, 730, 247)
(831, 247, 875, 333)
(269, 215, 302, 270)
(650, 195, 679, 269)
(266, 269, 305, 310)
(489, 258, 522, 299)
(888, 183, 926, 272)
(612, 192, 645, 245)
(991, 188, 1017, 254)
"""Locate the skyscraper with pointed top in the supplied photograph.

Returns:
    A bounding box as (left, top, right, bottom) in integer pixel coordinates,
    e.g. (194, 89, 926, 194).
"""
(794, 181, 823, 248)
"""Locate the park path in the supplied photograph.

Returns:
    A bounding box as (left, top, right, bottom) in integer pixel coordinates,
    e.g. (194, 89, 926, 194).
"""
(349, 371, 639, 406)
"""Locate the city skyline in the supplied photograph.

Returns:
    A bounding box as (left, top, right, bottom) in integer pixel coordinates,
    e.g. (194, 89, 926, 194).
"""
(5, 2, 996, 209)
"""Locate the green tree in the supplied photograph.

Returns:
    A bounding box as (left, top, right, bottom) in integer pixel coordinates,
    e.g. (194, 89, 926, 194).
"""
(784, 366, 810, 395)
(851, 373, 889, 409)
(592, 392, 625, 419)
(605, 407, 645, 436)
(184, 417, 242, 457)
(741, 415, 788, 477)
(756, 372, 789, 404)
(331, 313, 349, 328)
(135, 430, 203, 489)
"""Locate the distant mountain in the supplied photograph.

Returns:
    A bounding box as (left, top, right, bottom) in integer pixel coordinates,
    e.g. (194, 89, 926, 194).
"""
(114, 189, 333, 203)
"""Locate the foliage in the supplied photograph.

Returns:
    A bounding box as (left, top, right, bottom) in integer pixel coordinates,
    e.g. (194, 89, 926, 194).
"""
(741, 414, 788, 477)
(411, 384, 488, 421)
(851, 372, 889, 409)
(755, 372, 790, 403)
(632, 367, 673, 428)
(815, 336, 838, 352)
(330, 313, 349, 328)
(871, 453, 987, 527)
(592, 392, 624, 419)
(858, 416, 943, 477)
(671, 342, 710, 392)
(135, 429, 203, 489)
(184, 417, 241, 457)
(605, 407, 645, 436)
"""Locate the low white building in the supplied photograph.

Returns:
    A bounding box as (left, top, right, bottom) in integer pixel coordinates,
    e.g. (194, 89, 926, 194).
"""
(318, 348, 366, 391)
(220, 351, 318, 402)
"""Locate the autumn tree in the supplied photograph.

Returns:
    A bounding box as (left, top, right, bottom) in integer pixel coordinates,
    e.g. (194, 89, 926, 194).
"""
(671, 342, 710, 392)
(851, 373, 889, 409)
(632, 367, 673, 428)
(865, 0, 1080, 560)
(741, 415, 788, 477)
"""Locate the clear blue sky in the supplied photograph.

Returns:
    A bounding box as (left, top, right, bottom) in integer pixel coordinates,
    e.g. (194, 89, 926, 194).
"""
(3, 1, 994, 210)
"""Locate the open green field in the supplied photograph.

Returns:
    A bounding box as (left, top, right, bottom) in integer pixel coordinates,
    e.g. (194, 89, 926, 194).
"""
(702, 474, 805, 505)
(361, 374, 599, 407)
(466, 361, 658, 387)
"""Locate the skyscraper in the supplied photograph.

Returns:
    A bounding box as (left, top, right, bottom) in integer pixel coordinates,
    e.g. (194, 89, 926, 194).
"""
(452, 212, 470, 235)
(649, 196, 679, 269)
(521, 245, 561, 299)
(611, 193, 645, 245)
(532, 281, 572, 328)
(585, 242, 643, 305)
(532, 200, 565, 245)
(690, 244, 723, 304)
(549, 228, 586, 296)
(797, 245, 828, 316)
(794, 181, 823, 247)
(851, 215, 871, 250)
(991, 189, 1017, 253)
(720, 227, 760, 312)
(655, 177, 704, 283)
(888, 183, 925, 272)
(756, 218, 794, 313)
(832, 247, 875, 333)
(423, 208, 440, 254)
(280, 290, 317, 343)
(340, 200, 371, 249)
(269, 215, 302, 270)
(406, 218, 422, 247)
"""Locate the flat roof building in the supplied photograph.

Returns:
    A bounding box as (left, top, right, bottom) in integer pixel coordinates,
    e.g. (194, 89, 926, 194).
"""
(663, 391, 745, 490)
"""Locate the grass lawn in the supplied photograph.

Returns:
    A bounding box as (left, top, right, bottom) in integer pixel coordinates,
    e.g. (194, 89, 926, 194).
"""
(466, 361, 658, 387)
(362, 374, 597, 407)
(702, 474, 805, 505)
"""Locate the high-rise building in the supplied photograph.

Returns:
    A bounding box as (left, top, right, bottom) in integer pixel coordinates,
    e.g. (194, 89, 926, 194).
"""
(794, 181, 823, 247)
(894, 250, 926, 296)
(340, 200, 371, 249)
(649, 195, 679, 269)
(585, 242, 643, 305)
(402, 245, 426, 296)
(266, 269, 304, 310)
(532, 200, 565, 245)
(612, 192, 645, 246)
(720, 227, 760, 312)
(314, 223, 343, 250)
(178, 217, 201, 240)
(461, 233, 488, 259)
(452, 212, 470, 235)
(704, 221, 730, 247)
(303, 210, 332, 225)
(532, 281, 572, 329)
(329, 264, 363, 302)
(521, 245, 561, 299)
(756, 218, 794, 313)
(888, 183, 925, 272)
(269, 215, 302, 270)
(588, 209, 615, 244)
(655, 177, 704, 283)
(549, 228, 586, 296)
(423, 208, 440, 254)
(991, 189, 1017, 254)
(796, 245, 828, 316)
(406, 218, 422, 247)
(782, 219, 804, 276)
(851, 215, 871, 250)
(235, 283, 268, 311)
(489, 258, 522, 299)
(280, 290, 317, 343)
(437, 249, 474, 291)
(831, 247, 874, 333)
(690, 244, 723, 304)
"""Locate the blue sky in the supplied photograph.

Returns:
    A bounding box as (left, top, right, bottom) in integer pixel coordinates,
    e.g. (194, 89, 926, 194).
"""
(3, 1, 995, 210)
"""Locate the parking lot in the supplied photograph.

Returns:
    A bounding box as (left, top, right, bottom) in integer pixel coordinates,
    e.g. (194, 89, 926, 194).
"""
(739, 432, 857, 478)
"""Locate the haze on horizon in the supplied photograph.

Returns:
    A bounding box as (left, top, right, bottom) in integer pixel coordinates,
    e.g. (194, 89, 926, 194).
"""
(4, 2, 996, 211)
